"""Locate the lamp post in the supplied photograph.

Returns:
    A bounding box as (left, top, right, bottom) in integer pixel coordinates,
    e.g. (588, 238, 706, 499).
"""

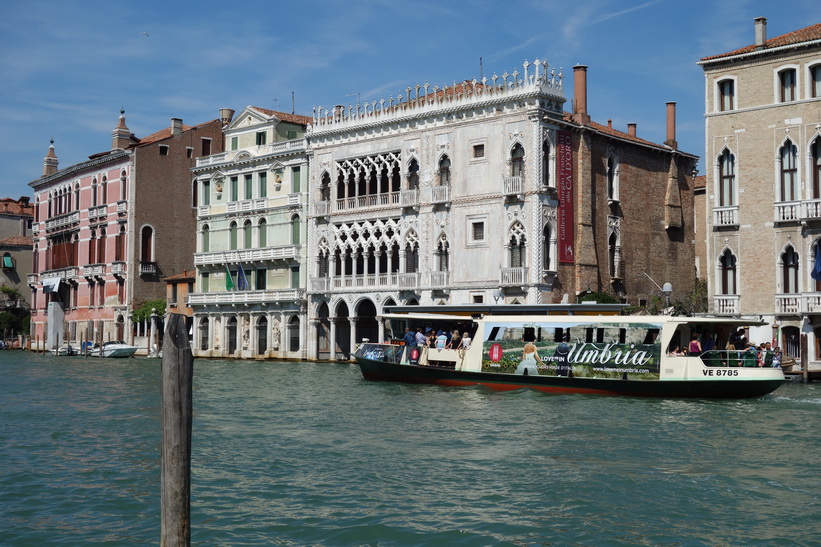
(662, 283, 673, 309)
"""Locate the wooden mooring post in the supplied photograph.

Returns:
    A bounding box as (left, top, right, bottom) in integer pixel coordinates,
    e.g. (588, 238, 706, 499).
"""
(160, 313, 193, 546)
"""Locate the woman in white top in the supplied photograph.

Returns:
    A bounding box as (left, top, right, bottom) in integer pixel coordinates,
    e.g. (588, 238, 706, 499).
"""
(458, 332, 472, 349)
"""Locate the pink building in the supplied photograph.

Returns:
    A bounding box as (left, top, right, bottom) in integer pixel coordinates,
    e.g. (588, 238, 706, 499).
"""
(28, 111, 225, 351)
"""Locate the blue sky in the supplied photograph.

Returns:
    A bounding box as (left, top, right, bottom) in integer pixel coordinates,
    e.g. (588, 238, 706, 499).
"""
(1, 0, 818, 199)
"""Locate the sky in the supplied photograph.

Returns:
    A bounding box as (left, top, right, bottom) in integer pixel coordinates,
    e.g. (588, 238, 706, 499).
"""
(1, 0, 819, 199)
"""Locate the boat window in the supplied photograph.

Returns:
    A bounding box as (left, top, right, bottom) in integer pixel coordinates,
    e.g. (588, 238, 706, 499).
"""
(554, 328, 565, 342)
(585, 328, 594, 343)
(643, 328, 660, 344)
(523, 327, 536, 342)
(488, 326, 502, 340)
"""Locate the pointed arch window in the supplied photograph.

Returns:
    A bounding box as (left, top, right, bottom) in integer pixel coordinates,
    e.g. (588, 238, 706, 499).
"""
(719, 149, 736, 207)
(511, 143, 525, 178)
(607, 154, 619, 202)
(438, 156, 451, 186)
(89, 229, 97, 264)
(508, 222, 526, 268)
(720, 249, 737, 295)
(201, 224, 209, 253)
(780, 140, 798, 202)
(97, 227, 106, 264)
(405, 232, 419, 273)
(782, 245, 799, 294)
(320, 172, 331, 201)
(811, 137, 821, 200)
(542, 224, 553, 271)
(140, 226, 154, 262)
(91, 178, 98, 207)
(408, 159, 420, 190)
(436, 234, 449, 271)
(291, 215, 301, 245)
(608, 232, 619, 279)
(542, 140, 551, 188)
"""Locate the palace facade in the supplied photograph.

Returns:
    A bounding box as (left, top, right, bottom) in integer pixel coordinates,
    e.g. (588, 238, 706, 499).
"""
(305, 60, 697, 360)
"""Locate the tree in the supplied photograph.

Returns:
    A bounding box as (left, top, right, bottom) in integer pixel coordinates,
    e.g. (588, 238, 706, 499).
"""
(132, 299, 167, 323)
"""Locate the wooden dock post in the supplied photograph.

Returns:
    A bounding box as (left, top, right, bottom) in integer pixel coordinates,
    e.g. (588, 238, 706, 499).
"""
(160, 313, 193, 546)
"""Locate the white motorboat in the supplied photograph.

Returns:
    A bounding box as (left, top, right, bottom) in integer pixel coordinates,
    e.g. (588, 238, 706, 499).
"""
(88, 341, 138, 358)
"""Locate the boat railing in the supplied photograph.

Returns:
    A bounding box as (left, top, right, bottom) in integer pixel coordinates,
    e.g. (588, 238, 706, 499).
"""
(696, 349, 777, 368)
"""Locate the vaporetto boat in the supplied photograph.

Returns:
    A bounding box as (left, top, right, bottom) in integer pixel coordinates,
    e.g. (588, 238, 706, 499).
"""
(354, 310, 786, 399)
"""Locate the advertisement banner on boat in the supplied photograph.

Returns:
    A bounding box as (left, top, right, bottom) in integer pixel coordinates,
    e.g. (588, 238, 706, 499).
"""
(481, 320, 662, 380)
(557, 130, 574, 264)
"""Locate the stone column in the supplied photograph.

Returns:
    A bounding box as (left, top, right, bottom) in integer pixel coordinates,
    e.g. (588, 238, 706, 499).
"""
(349, 316, 358, 357)
(329, 318, 337, 361)
(377, 316, 385, 343)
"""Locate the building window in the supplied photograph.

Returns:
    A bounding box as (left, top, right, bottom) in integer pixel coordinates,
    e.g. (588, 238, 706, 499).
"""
(810, 65, 821, 98)
(258, 172, 267, 198)
(718, 149, 735, 207)
(720, 249, 736, 295)
(470, 220, 485, 243)
(140, 226, 153, 262)
(287, 130, 297, 140)
(511, 143, 525, 178)
(607, 154, 619, 201)
(473, 144, 485, 158)
(291, 215, 301, 245)
(542, 140, 551, 187)
(229, 222, 238, 250)
(542, 224, 553, 271)
(779, 139, 798, 202)
(170, 283, 178, 305)
(115, 225, 125, 261)
(438, 155, 451, 186)
(812, 138, 821, 200)
(186, 147, 193, 158)
(244, 174, 252, 200)
(119, 171, 127, 201)
(319, 172, 331, 201)
(779, 68, 797, 102)
(201, 138, 211, 156)
(436, 234, 449, 271)
(292, 166, 301, 193)
(407, 159, 420, 190)
(201, 180, 211, 206)
(243, 220, 252, 249)
(201, 224, 210, 253)
(201, 272, 209, 293)
(256, 131, 267, 146)
(718, 79, 734, 111)
(91, 178, 98, 207)
(258, 219, 267, 247)
(782, 245, 799, 294)
(230, 176, 238, 202)
(230, 136, 238, 151)
(508, 222, 526, 268)
(256, 268, 266, 291)
(159, 145, 169, 156)
(97, 228, 106, 264)
(89, 229, 97, 264)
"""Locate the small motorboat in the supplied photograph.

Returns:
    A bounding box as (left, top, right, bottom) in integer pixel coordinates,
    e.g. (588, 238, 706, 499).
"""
(88, 341, 138, 358)
(52, 344, 78, 356)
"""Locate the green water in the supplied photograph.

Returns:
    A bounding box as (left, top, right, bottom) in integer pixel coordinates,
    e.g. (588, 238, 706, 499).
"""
(1, 351, 819, 545)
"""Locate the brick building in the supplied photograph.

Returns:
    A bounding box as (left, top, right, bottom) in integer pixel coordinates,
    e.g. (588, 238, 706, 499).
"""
(698, 18, 821, 364)
(28, 111, 225, 351)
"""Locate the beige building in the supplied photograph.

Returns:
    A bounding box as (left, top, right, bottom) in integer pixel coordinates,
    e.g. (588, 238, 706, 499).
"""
(699, 18, 821, 364)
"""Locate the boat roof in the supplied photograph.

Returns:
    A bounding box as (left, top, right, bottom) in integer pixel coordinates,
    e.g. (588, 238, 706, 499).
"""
(384, 303, 627, 317)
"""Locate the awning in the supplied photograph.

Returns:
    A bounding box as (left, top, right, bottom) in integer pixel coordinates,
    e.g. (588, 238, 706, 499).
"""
(42, 277, 61, 293)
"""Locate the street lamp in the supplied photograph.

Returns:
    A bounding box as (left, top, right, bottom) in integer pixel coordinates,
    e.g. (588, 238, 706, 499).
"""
(492, 288, 502, 304)
(662, 283, 673, 308)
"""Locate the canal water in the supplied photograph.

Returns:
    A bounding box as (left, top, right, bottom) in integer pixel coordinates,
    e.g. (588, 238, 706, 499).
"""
(1, 351, 819, 546)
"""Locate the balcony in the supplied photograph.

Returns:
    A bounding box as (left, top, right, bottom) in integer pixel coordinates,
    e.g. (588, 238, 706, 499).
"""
(111, 262, 126, 277)
(775, 294, 801, 314)
(27, 273, 39, 285)
(32, 222, 40, 235)
(140, 261, 158, 276)
(802, 199, 821, 221)
(311, 276, 331, 292)
(713, 295, 739, 315)
(83, 264, 106, 278)
(45, 211, 79, 231)
(500, 267, 528, 286)
(712, 206, 739, 228)
(503, 176, 524, 198)
(188, 288, 305, 306)
(288, 193, 302, 207)
(194, 245, 298, 266)
(227, 198, 267, 214)
(88, 205, 107, 220)
(117, 200, 128, 214)
(429, 270, 450, 288)
(429, 185, 451, 205)
(41, 266, 79, 281)
(334, 192, 400, 212)
(313, 201, 330, 217)
(400, 189, 419, 209)
(324, 272, 420, 292)
(774, 201, 800, 223)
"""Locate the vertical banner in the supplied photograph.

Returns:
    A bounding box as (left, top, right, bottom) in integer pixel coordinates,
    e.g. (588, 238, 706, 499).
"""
(557, 130, 574, 264)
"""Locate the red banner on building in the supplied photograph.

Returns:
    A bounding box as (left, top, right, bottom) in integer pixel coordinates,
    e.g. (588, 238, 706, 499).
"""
(557, 130, 574, 264)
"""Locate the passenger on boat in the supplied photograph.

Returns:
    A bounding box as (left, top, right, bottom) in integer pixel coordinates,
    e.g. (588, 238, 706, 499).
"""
(403, 328, 417, 347)
(435, 330, 448, 350)
(458, 332, 472, 349)
(450, 330, 461, 349)
(688, 333, 702, 356)
(668, 346, 684, 356)
(415, 328, 427, 346)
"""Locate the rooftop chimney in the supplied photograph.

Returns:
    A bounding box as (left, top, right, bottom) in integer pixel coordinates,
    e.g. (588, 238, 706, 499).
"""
(42, 139, 58, 177)
(171, 117, 183, 136)
(754, 17, 767, 48)
(220, 108, 235, 126)
(665, 102, 677, 149)
(572, 65, 590, 125)
(627, 123, 637, 137)
(112, 109, 132, 150)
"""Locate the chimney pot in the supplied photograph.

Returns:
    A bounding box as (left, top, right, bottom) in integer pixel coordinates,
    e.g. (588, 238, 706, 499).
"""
(665, 101, 677, 149)
(220, 108, 235, 126)
(572, 65, 590, 125)
(627, 123, 637, 137)
(171, 117, 183, 136)
(754, 17, 767, 47)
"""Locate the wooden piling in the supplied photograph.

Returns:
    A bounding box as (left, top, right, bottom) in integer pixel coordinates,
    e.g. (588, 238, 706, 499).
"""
(160, 313, 193, 546)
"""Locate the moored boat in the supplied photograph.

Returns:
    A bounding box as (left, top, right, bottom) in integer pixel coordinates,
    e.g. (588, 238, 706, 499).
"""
(354, 311, 786, 399)
(88, 341, 138, 358)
